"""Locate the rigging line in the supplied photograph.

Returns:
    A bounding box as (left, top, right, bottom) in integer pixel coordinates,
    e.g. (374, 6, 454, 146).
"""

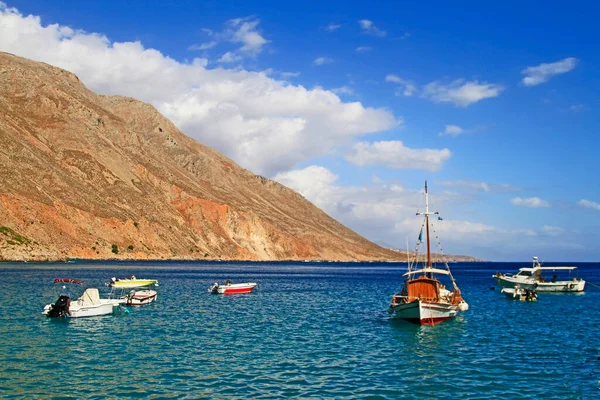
(430, 223, 457, 287)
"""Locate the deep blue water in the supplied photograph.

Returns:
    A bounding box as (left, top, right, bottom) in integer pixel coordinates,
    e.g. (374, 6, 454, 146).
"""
(1, 261, 599, 399)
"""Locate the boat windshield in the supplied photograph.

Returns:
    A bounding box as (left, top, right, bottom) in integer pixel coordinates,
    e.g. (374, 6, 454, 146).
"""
(516, 270, 533, 277)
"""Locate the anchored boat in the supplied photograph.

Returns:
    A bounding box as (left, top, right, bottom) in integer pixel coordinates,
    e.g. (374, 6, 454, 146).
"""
(43, 278, 116, 318)
(108, 276, 159, 289)
(107, 276, 158, 306)
(209, 280, 257, 294)
(501, 286, 538, 301)
(388, 181, 468, 325)
(494, 257, 585, 292)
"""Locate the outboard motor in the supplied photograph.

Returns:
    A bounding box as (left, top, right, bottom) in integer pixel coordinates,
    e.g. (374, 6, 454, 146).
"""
(208, 283, 219, 293)
(47, 295, 71, 318)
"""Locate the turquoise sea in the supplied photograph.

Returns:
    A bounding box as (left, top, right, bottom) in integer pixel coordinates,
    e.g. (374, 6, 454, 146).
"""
(0, 261, 599, 399)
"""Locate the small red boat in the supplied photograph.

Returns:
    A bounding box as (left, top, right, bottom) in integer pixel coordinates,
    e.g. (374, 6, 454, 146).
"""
(208, 281, 257, 294)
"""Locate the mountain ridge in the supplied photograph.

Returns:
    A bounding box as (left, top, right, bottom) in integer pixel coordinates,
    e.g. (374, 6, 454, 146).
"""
(0, 53, 479, 263)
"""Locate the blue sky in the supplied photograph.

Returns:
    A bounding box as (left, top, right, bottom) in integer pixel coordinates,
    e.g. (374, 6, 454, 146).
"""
(1, 1, 599, 261)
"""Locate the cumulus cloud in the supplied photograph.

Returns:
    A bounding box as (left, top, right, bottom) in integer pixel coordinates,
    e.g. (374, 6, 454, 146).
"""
(385, 74, 416, 97)
(422, 79, 503, 107)
(521, 57, 578, 86)
(274, 166, 584, 259)
(510, 197, 550, 208)
(0, 5, 399, 176)
(577, 199, 600, 211)
(325, 23, 341, 32)
(313, 56, 333, 66)
(275, 166, 508, 255)
(438, 124, 464, 137)
(358, 19, 386, 37)
(345, 141, 451, 171)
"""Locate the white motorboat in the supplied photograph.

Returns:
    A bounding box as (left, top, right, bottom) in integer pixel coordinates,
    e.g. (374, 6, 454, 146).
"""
(209, 281, 257, 294)
(108, 276, 159, 289)
(501, 287, 538, 301)
(43, 279, 116, 318)
(494, 257, 585, 292)
(120, 289, 158, 306)
(388, 182, 468, 325)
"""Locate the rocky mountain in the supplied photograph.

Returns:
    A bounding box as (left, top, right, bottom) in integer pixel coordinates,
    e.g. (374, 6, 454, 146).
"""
(0, 52, 423, 262)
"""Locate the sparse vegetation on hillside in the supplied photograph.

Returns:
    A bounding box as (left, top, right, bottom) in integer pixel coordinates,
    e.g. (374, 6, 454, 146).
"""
(0, 226, 31, 245)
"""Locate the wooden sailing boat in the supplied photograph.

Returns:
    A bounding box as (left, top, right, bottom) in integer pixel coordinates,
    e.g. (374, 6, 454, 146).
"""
(388, 181, 468, 325)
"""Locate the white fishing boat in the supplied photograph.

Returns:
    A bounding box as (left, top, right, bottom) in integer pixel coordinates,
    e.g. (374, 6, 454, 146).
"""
(209, 281, 257, 294)
(501, 286, 538, 301)
(494, 257, 585, 292)
(43, 278, 116, 318)
(388, 182, 468, 325)
(108, 276, 159, 289)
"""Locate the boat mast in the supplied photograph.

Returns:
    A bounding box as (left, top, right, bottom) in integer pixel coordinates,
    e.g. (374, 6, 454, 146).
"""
(425, 181, 431, 269)
(416, 181, 433, 270)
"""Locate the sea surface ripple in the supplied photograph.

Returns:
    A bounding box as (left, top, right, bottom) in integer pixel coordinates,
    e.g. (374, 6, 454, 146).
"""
(0, 261, 599, 398)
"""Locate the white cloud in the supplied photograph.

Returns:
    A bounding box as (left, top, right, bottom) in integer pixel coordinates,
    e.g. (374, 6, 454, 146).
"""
(521, 57, 578, 86)
(358, 19, 386, 37)
(435, 180, 519, 193)
(510, 197, 550, 208)
(422, 79, 503, 107)
(280, 71, 300, 79)
(0, 5, 399, 177)
(355, 46, 372, 53)
(345, 141, 451, 171)
(331, 86, 354, 95)
(326, 23, 341, 32)
(274, 166, 504, 254)
(190, 16, 269, 61)
(577, 199, 600, 211)
(438, 124, 464, 137)
(217, 51, 243, 63)
(188, 41, 217, 51)
(275, 166, 586, 260)
(313, 56, 333, 66)
(385, 74, 416, 97)
(225, 17, 269, 55)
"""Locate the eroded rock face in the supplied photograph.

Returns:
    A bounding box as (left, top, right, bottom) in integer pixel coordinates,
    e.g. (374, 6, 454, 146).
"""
(0, 52, 409, 262)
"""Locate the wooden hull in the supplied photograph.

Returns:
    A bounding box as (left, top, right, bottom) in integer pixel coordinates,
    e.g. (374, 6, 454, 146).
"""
(388, 300, 458, 325)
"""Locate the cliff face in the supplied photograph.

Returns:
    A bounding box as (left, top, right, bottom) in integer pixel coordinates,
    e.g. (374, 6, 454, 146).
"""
(0, 52, 408, 262)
